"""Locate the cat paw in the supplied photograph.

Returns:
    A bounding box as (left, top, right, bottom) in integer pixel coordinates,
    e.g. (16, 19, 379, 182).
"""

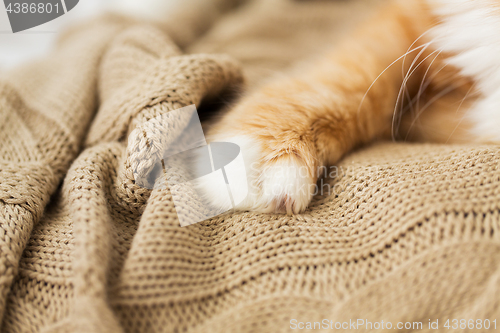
(196, 135, 317, 214)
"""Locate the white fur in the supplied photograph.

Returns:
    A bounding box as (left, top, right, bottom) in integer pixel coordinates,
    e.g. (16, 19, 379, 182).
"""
(196, 135, 315, 214)
(193, 136, 258, 213)
(258, 158, 315, 214)
(430, 0, 500, 142)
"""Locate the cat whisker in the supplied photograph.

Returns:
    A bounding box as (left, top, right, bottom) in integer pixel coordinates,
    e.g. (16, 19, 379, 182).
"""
(357, 42, 433, 120)
(445, 82, 478, 144)
(400, 52, 446, 117)
(401, 49, 445, 137)
(404, 82, 469, 140)
(393, 44, 440, 139)
(400, 30, 434, 129)
(397, 43, 433, 137)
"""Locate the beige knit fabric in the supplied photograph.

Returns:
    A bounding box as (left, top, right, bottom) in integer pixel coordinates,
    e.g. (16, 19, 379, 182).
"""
(1, 0, 500, 332)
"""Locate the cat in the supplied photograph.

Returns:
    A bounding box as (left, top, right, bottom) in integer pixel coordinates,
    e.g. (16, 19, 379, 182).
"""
(197, 0, 500, 215)
(121, 0, 500, 214)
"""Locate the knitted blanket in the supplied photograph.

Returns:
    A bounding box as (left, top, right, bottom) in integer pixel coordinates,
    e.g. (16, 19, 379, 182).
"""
(1, 0, 499, 332)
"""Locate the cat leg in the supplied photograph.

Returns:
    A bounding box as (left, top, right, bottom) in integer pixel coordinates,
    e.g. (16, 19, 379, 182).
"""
(202, 0, 430, 214)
